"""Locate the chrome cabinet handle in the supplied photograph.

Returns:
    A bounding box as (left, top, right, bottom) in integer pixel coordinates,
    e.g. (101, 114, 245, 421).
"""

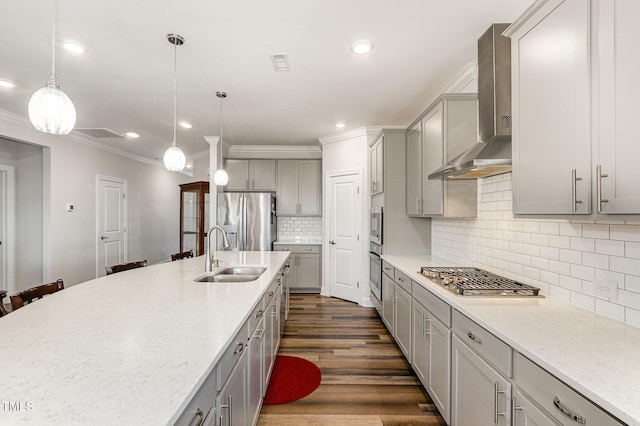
(219, 396, 231, 425)
(511, 397, 523, 426)
(372, 180, 377, 190)
(187, 408, 203, 426)
(252, 179, 255, 189)
(246, 179, 250, 189)
(571, 169, 583, 212)
(467, 331, 482, 344)
(416, 198, 421, 213)
(304, 248, 313, 251)
(553, 396, 587, 424)
(494, 382, 505, 424)
(423, 316, 430, 338)
(596, 165, 609, 213)
(255, 309, 263, 318)
(233, 342, 244, 355)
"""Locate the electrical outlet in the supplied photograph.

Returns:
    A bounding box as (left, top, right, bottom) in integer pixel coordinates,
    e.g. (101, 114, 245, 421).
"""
(593, 279, 619, 300)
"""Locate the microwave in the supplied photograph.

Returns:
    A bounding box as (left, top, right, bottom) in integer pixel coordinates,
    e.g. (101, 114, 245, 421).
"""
(370, 207, 383, 244)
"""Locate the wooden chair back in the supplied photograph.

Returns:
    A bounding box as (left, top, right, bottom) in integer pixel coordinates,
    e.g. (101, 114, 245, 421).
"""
(171, 250, 194, 261)
(0, 290, 9, 317)
(106, 260, 148, 275)
(10, 279, 65, 311)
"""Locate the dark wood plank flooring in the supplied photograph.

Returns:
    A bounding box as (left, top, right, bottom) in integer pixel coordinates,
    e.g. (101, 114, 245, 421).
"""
(258, 294, 446, 426)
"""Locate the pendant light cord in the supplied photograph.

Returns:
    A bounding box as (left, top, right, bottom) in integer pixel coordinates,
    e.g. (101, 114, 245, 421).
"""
(50, 0, 57, 79)
(218, 94, 223, 168)
(172, 37, 177, 147)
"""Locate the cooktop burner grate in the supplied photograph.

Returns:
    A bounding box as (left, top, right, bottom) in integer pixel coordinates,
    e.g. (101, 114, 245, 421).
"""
(420, 267, 541, 296)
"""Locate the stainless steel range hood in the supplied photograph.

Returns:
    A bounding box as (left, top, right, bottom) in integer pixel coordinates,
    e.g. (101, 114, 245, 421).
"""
(429, 23, 512, 180)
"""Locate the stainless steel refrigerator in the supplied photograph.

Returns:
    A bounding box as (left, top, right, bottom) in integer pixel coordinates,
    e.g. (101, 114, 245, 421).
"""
(217, 192, 277, 251)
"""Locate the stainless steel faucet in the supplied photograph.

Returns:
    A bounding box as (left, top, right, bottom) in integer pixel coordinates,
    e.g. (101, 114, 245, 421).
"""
(205, 226, 231, 272)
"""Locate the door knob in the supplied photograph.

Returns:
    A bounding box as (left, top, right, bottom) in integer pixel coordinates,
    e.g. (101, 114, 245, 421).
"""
(329, 240, 336, 245)
(100, 236, 108, 240)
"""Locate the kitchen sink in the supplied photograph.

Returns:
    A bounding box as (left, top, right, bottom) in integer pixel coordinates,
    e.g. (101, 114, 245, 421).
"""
(194, 266, 266, 283)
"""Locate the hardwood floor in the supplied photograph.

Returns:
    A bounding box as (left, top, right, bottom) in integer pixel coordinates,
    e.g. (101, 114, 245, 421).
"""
(258, 294, 446, 426)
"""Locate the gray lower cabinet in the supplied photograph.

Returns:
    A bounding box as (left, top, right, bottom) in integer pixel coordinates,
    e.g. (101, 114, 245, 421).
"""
(274, 245, 321, 293)
(174, 366, 217, 426)
(513, 390, 559, 426)
(247, 307, 265, 426)
(217, 348, 248, 426)
(393, 275, 412, 359)
(451, 334, 511, 426)
(381, 272, 395, 332)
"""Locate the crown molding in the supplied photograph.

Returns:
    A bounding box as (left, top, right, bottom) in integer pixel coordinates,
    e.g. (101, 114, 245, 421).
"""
(442, 62, 478, 94)
(0, 109, 193, 176)
(318, 126, 383, 146)
(503, 0, 547, 37)
(228, 144, 321, 159)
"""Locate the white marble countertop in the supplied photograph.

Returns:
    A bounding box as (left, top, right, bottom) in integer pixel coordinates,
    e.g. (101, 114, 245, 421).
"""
(0, 251, 290, 425)
(383, 254, 640, 426)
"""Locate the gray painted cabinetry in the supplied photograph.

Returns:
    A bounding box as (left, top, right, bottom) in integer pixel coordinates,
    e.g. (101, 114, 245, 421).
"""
(507, 0, 640, 216)
(276, 160, 321, 216)
(274, 244, 321, 293)
(225, 159, 277, 191)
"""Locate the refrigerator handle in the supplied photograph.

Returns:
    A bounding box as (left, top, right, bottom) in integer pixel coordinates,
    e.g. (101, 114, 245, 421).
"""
(241, 194, 246, 251)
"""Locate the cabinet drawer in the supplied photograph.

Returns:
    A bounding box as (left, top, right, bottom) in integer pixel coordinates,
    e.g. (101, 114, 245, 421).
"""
(274, 244, 320, 254)
(382, 261, 394, 278)
(248, 301, 266, 335)
(216, 321, 249, 391)
(412, 282, 451, 327)
(394, 270, 411, 293)
(514, 352, 623, 426)
(174, 367, 216, 426)
(452, 310, 511, 377)
(264, 277, 281, 304)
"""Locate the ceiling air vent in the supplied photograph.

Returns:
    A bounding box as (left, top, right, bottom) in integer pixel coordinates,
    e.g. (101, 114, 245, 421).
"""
(75, 128, 126, 139)
(270, 54, 290, 71)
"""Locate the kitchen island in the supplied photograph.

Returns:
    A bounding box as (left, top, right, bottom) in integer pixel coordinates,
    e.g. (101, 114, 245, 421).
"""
(383, 254, 640, 426)
(0, 251, 290, 425)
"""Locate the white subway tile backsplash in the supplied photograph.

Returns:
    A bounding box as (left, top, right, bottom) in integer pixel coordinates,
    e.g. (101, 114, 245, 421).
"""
(277, 216, 322, 242)
(431, 173, 640, 327)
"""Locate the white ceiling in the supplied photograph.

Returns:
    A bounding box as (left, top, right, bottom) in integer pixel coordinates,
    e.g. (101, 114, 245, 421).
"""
(0, 0, 533, 163)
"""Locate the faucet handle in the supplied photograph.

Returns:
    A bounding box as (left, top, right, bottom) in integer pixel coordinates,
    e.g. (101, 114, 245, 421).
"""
(212, 259, 221, 268)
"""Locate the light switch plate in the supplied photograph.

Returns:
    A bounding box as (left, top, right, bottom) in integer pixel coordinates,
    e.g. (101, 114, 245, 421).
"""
(593, 279, 619, 300)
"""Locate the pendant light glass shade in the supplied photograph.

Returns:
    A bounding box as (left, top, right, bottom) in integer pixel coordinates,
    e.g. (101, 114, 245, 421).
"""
(163, 145, 186, 171)
(163, 34, 186, 172)
(29, 0, 76, 135)
(213, 168, 229, 186)
(214, 91, 228, 186)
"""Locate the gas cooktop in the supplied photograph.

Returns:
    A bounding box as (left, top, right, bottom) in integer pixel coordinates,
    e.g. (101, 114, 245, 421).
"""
(420, 267, 541, 297)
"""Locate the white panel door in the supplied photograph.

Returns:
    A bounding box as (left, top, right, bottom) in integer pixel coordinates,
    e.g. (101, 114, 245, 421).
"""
(328, 172, 361, 303)
(96, 176, 127, 277)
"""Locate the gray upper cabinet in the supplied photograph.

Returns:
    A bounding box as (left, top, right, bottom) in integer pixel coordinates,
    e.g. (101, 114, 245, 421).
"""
(370, 134, 384, 196)
(507, 0, 640, 216)
(507, 0, 591, 215)
(224, 159, 276, 191)
(407, 94, 478, 218)
(276, 159, 321, 216)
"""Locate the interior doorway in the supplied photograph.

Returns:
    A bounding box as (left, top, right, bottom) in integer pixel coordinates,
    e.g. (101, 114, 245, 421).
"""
(0, 164, 15, 294)
(96, 175, 127, 277)
(326, 169, 363, 304)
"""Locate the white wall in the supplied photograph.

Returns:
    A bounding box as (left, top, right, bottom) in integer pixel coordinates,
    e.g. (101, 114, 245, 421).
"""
(432, 172, 640, 327)
(319, 127, 377, 306)
(0, 114, 192, 288)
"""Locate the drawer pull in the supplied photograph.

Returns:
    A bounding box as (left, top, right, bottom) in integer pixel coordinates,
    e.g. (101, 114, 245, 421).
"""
(268, 291, 274, 297)
(255, 309, 264, 318)
(467, 331, 482, 344)
(219, 396, 232, 426)
(233, 342, 244, 355)
(423, 316, 431, 337)
(187, 408, 204, 426)
(511, 397, 523, 426)
(553, 397, 587, 425)
(494, 382, 505, 424)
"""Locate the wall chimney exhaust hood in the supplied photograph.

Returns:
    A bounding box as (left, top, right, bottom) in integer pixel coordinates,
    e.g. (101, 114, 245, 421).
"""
(429, 23, 512, 180)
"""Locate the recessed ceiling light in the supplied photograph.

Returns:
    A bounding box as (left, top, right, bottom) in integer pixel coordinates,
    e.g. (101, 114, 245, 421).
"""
(0, 80, 15, 88)
(62, 41, 85, 54)
(125, 132, 140, 138)
(336, 122, 346, 129)
(179, 121, 192, 129)
(351, 40, 374, 55)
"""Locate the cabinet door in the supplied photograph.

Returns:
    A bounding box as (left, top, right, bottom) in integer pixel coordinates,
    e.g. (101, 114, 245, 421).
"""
(510, 0, 591, 214)
(422, 105, 445, 215)
(381, 274, 395, 333)
(428, 315, 451, 425)
(451, 335, 510, 426)
(513, 390, 561, 426)
(247, 318, 265, 426)
(375, 137, 384, 195)
(263, 298, 276, 393)
(295, 253, 321, 289)
(218, 350, 247, 426)
(412, 302, 428, 385)
(394, 284, 412, 359)
(225, 159, 250, 191)
(251, 160, 277, 191)
(298, 160, 321, 215)
(406, 122, 423, 215)
(276, 160, 298, 215)
(596, 0, 640, 214)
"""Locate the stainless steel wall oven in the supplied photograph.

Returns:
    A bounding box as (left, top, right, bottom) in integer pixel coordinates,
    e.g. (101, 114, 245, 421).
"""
(369, 241, 382, 307)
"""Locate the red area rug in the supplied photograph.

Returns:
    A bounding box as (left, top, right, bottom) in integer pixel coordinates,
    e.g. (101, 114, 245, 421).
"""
(263, 355, 322, 405)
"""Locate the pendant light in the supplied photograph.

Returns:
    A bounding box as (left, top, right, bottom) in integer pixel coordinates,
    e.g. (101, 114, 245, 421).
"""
(28, 0, 76, 135)
(163, 34, 187, 172)
(212, 91, 229, 186)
